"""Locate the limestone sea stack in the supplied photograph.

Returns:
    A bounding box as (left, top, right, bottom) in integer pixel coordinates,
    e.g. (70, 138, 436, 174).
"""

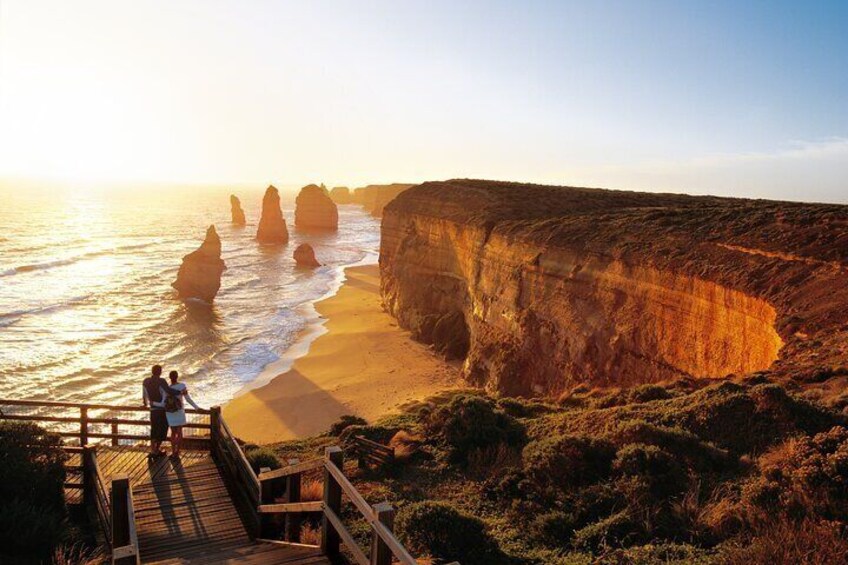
(329, 186, 352, 204)
(295, 184, 338, 231)
(293, 243, 320, 267)
(256, 185, 289, 244)
(172, 225, 226, 302)
(230, 195, 246, 225)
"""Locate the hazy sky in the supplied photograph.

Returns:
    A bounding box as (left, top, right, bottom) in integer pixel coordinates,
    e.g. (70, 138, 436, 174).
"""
(0, 1, 846, 202)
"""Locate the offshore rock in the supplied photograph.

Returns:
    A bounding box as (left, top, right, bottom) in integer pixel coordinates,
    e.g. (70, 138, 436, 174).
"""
(329, 186, 352, 204)
(293, 243, 321, 267)
(172, 225, 226, 302)
(351, 183, 414, 217)
(295, 184, 338, 231)
(380, 179, 848, 396)
(256, 185, 289, 244)
(230, 195, 246, 225)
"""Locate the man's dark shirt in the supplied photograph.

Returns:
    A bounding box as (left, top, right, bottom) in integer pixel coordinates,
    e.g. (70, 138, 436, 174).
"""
(143, 376, 168, 410)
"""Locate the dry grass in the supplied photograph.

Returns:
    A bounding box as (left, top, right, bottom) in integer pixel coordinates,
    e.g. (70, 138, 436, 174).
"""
(720, 517, 848, 565)
(389, 430, 423, 462)
(299, 524, 321, 546)
(300, 479, 322, 502)
(52, 544, 102, 565)
(466, 443, 522, 480)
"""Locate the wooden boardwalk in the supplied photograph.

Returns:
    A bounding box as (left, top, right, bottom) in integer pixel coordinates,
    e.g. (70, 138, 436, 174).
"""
(94, 446, 328, 565)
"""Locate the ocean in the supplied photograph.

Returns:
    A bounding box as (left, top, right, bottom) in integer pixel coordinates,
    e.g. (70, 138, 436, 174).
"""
(0, 186, 380, 409)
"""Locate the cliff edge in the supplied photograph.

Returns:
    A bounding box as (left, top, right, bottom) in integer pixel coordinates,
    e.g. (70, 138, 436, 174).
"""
(380, 179, 848, 395)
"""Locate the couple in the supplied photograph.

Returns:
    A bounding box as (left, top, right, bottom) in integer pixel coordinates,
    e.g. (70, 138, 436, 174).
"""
(142, 364, 202, 459)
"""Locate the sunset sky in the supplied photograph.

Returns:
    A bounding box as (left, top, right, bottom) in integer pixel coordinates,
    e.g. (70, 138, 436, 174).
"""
(0, 1, 846, 202)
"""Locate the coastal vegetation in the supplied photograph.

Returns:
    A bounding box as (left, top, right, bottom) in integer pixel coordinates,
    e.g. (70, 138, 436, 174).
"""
(264, 378, 848, 564)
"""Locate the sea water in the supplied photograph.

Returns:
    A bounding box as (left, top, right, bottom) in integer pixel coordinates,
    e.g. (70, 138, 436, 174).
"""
(0, 186, 380, 408)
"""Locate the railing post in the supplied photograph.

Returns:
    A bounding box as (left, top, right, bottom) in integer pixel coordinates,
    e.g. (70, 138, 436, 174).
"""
(210, 406, 221, 453)
(259, 467, 275, 539)
(111, 421, 119, 447)
(80, 406, 88, 446)
(285, 459, 302, 542)
(111, 474, 131, 563)
(321, 446, 344, 559)
(370, 502, 395, 565)
(82, 445, 96, 506)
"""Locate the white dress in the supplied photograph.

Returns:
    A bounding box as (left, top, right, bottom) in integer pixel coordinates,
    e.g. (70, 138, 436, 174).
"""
(165, 382, 200, 428)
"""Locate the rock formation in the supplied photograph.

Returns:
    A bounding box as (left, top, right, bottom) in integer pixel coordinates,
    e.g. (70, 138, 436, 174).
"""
(230, 195, 246, 225)
(172, 225, 226, 302)
(329, 186, 352, 204)
(294, 184, 338, 231)
(293, 243, 321, 267)
(380, 179, 848, 396)
(351, 184, 414, 217)
(256, 185, 289, 244)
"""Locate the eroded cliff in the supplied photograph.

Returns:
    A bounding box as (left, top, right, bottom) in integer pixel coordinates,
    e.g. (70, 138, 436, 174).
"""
(380, 180, 848, 395)
(352, 183, 414, 217)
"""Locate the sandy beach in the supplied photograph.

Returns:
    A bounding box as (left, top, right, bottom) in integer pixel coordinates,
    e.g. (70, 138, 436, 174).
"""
(224, 264, 459, 444)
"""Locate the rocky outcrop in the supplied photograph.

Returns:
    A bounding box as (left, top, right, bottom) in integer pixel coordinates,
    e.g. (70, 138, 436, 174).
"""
(380, 180, 848, 396)
(256, 185, 289, 244)
(293, 243, 320, 267)
(172, 225, 226, 302)
(295, 184, 338, 231)
(329, 187, 352, 204)
(351, 184, 414, 217)
(230, 195, 246, 225)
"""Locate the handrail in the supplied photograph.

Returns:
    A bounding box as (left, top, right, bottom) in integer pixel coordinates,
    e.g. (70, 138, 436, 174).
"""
(0, 398, 210, 414)
(220, 415, 260, 493)
(256, 446, 431, 565)
(110, 475, 141, 565)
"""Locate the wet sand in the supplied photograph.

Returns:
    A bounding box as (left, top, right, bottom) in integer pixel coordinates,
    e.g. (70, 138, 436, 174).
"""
(224, 264, 459, 444)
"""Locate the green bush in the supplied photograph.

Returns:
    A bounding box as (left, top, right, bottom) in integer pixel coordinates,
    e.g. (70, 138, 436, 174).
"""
(0, 422, 68, 557)
(523, 434, 615, 493)
(328, 414, 368, 436)
(0, 422, 66, 509)
(245, 447, 280, 473)
(572, 510, 644, 551)
(612, 443, 689, 497)
(396, 501, 502, 565)
(423, 394, 525, 463)
(530, 511, 579, 548)
(0, 498, 65, 556)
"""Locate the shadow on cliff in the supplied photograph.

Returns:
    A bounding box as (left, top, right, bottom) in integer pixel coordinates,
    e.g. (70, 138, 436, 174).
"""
(232, 368, 352, 439)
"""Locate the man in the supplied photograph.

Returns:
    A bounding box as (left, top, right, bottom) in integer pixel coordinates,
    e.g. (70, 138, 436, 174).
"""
(142, 364, 170, 458)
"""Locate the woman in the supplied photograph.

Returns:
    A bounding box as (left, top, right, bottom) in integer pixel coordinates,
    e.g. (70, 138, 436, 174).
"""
(164, 370, 201, 458)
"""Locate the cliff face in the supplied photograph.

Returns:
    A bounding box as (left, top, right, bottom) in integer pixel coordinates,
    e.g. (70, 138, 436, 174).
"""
(381, 180, 848, 396)
(352, 184, 414, 217)
(172, 225, 226, 302)
(256, 185, 289, 244)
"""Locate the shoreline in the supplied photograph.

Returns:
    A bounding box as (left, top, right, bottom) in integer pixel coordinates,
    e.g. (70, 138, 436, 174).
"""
(223, 263, 460, 444)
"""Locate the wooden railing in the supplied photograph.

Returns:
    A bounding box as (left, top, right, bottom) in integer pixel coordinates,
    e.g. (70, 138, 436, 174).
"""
(0, 398, 211, 447)
(110, 474, 141, 565)
(83, 446, 112, 549)
(254, 446, 438, 565)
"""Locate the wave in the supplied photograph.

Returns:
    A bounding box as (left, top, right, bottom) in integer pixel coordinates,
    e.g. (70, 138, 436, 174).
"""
(0, 294, 91, 326)
(0, 242, 155, 278)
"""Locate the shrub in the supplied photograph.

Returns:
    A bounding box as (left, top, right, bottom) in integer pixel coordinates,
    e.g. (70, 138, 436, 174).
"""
(396, 501, 502, 565)
(523, 434, 615, 493)
(628, 384, 673, 403)
(572, 510, 644, 551)
(328, 414, 367, 436)
(0, 422, 68, 557)
(530, 511, 579, 548)
(423, 394, 525, 463)
(245, 447, 280, 473)
(0, 422, 66, 509)
(612, 443, 689, 497)
(717, 517, 848, 565)
(0, 498, 65, 556)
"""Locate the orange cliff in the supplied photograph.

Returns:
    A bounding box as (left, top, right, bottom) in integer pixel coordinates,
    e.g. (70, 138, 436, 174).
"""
(380, 180, 848, 396)
(351, 183, 414, 217)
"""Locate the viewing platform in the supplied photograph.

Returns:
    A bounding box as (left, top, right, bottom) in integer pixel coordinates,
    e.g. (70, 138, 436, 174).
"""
(0, 399, 435, 565)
